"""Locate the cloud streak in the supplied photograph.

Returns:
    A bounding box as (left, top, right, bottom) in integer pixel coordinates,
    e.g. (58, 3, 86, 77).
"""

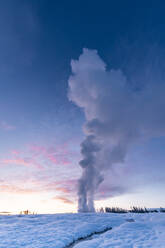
(0, 121, 16, 131)
(0, 184, 38, 194)
(53, 196, 74, 204)
(30, 144, 71, 166)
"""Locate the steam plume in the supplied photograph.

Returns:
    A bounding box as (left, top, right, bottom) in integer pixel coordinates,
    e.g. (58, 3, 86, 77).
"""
(68, 48, 165, 212)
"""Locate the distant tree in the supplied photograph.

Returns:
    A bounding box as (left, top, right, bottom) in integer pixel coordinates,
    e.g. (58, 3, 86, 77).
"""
(129, 206, 149, 213)
(160, 207, 165, 213)
(149, 209, 158, 213)
(105, 207, 127, 213)
(99, 207, 104, 213)
(23, 210, 31, 215)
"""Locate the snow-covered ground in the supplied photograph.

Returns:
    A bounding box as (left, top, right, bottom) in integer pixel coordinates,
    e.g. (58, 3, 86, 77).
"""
(0, 213, 165, 248)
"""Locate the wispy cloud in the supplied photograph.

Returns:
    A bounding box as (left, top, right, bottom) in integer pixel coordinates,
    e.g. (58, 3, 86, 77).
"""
(0, 121, 16, 131)
(11, 150, 20, 155)
(53, 196, 74, 204)
(29, 144, 71, 165)
(2, 158, 29, 167)
(44, 179, 77, 192)
(0, 142, 79, 201)
(0, 184, 38, 194)
(1, 157, 43, 170)
(55, 187, 71, 193)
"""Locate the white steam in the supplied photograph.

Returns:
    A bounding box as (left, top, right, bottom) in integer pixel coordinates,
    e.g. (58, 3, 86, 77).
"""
(68, 48, 165, 212)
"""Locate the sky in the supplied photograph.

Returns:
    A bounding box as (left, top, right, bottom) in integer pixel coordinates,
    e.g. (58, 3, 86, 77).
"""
(0, 0, 165, 213)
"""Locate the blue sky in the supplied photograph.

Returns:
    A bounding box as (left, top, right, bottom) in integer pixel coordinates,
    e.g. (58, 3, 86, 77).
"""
(0, 0, 165, 213)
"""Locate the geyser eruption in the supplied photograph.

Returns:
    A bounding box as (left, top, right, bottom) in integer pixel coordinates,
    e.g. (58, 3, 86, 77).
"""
(78, 135, 103, 212)
(68, 48, 165, 212)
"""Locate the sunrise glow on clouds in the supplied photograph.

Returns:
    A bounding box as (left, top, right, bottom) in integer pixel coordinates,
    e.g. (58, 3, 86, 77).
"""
(0, 135, 135, 213)
(0, 138, 81, 213)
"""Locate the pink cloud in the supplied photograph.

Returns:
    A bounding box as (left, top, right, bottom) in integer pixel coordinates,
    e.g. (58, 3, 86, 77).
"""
(11, 150, 20, 155)
(2, 158, 29, 167)
(1, 146, 44, 170)
(44, 179, 77, 194)
(0, 184, 38, 194)
(0, 121, 16, 131)
(53, 196, 74, 204)
(1, 142, 79, 199)
(44, 181, 63, 191)
(0, 175, 78, 202)
(47, 154, 57, 164)
(55, 187, 71, 193)
(62, 179, 77, 186)
(1, 157, 43, 170)
(30, 145, 47, 155)
(29, 144, 71, 166)
(24, 157, 43, 170)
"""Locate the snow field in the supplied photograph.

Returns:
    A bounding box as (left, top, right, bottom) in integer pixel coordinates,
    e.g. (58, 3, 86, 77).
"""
(0, 213, 164, 248)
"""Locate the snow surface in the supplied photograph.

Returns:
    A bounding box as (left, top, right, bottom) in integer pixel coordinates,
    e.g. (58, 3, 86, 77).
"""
(0, 213, 165, 247)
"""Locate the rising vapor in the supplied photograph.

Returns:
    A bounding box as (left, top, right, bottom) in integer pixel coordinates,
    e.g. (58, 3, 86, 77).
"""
(68, 48, 165, 212)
